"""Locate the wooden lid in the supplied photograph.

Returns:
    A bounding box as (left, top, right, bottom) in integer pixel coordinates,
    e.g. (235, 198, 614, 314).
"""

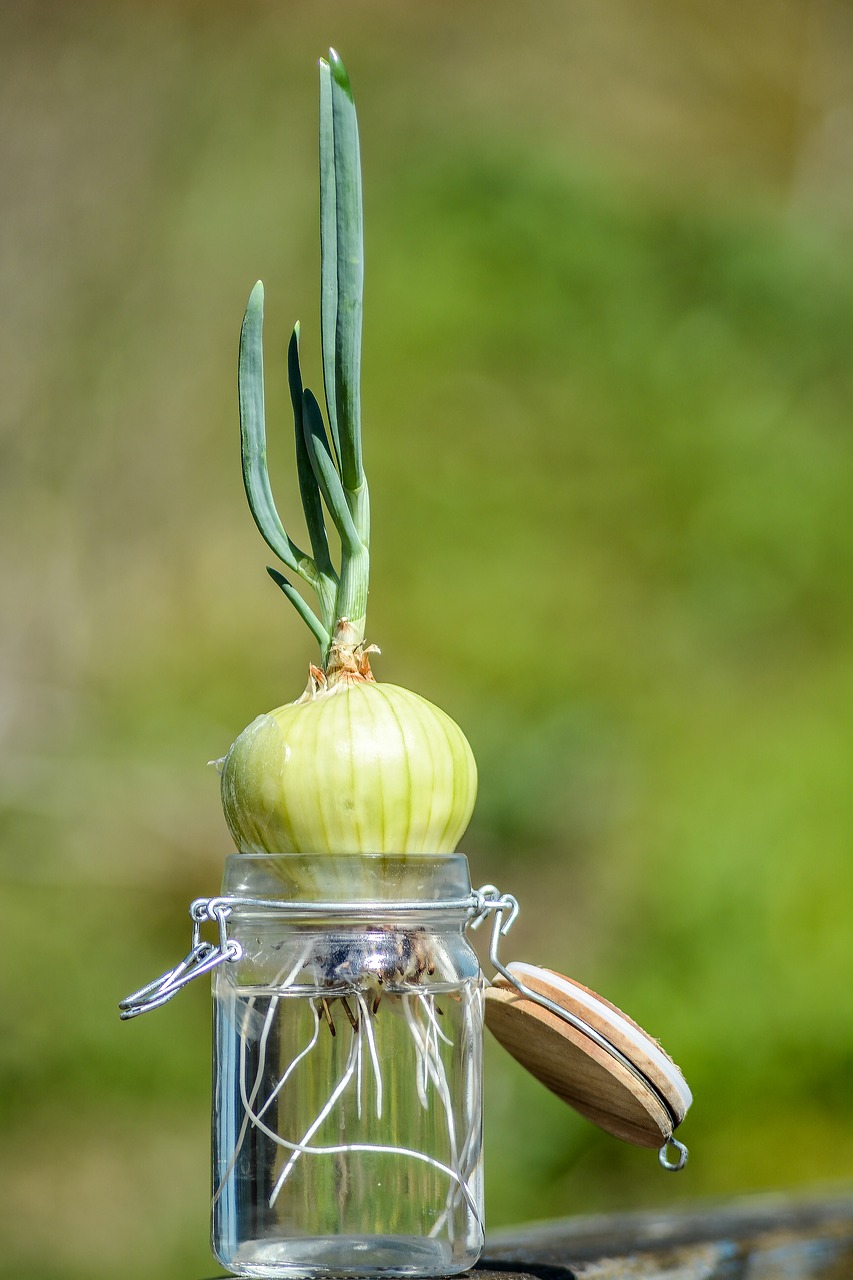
(484, 962, 692, 1149)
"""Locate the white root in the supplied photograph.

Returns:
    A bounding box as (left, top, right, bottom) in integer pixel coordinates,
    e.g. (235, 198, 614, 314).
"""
(419, 1002, 461, 1176)
(224, 964, 478, 1243)
(355, 998, 364, 1120)
(258, 1000, 322, 1120)
(213, 944, 313, 1204)
(269, 1019, 361, 1205)
(419, 989, 454, 1047)
(399, 988, 468, 1250)
(429, 982, 483, 1239)
(402, 991, 461, 1185)
(402, 994, 430, 1109)
(357, 991, 383, 1119)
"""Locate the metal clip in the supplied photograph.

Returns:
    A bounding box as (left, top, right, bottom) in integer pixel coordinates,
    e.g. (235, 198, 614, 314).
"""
(468, 886, 519, 932)
(119, 899, 243, 1019)
(121, 889, 493, 1020)
(483, 894, 688, 1173)
(659, 1136, 689, 1171)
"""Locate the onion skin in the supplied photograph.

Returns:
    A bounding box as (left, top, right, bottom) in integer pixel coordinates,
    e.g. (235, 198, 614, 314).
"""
(221, 680, 477, 856)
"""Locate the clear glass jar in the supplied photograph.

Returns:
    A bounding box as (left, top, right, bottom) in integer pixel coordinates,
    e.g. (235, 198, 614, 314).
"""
(211, 853, 485, 1278)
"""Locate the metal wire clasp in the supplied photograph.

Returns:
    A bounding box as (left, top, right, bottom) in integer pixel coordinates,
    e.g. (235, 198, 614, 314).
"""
(119, 886, 500, 1020)
(475, 889, 688, 1174)
(119, 900, 243, 1020)
(119, 881, 687, 1172)
(467, 886, 519, 935)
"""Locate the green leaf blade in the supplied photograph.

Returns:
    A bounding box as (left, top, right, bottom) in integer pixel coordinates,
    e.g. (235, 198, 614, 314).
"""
(238, 283, 314, 583)
(328, 48, 364, 494)
(288, 323, 336, 587)
(266, 566, 330, 653)
(302, 387, 362, 555)
(318, 59, 342, 470)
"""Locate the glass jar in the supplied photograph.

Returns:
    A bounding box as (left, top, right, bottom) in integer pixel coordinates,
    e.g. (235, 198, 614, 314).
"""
(211, 853, 485, 1278)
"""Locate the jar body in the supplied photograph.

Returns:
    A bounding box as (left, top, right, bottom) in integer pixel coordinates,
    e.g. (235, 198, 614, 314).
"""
(211, 855, 484, 1278)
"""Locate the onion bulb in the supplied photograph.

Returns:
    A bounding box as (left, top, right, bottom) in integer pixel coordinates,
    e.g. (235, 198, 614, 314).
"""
(222, 639, 476, 856)
(220, 52, 476, 859)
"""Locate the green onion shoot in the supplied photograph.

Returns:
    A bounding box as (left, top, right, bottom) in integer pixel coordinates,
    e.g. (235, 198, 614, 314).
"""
(219, 50, 477, 859)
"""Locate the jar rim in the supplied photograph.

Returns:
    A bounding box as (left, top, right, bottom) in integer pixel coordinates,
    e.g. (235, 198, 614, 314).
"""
(221, 852, 473, 905)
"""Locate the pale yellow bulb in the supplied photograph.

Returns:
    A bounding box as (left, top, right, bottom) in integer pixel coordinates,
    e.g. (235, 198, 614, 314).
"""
(221, 681, 477, 856)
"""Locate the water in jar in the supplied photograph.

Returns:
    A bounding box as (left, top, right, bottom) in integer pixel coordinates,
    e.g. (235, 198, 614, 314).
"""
(212, 930, 483, 1277)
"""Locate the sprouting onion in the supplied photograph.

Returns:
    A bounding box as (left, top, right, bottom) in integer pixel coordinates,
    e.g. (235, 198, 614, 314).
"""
(212, 55, 481, 1231)
(220, 50, 477, 858)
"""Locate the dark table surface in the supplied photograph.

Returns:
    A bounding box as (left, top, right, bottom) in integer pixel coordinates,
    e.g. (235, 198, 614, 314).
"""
(201, 1191, 853, 1279)
(476, 1192, 853, 1279)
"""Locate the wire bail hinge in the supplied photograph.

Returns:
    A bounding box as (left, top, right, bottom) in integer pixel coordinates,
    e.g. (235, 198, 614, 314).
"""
(481, 892, 689, 1173)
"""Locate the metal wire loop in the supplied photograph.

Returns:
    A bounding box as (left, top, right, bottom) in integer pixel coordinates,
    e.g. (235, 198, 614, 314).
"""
(120, 886, 503, 1019)
(119, 938, 243, 1020)
(659, 1136, 689, 1171)
(118, 881, 689, 1173)
(469, 888, 519, 933)
(212, 901, 232, 953)
(485, 901, 687, 1171)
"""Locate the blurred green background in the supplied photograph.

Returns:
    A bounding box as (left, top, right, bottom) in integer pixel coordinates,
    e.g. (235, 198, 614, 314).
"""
(1, 1, 851, 1276)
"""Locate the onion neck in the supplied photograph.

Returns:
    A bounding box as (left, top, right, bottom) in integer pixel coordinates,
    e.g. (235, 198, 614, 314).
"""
(324, 477, 370, 667)
(331, 544, 369, 654)
(322, 618, 377, 688)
